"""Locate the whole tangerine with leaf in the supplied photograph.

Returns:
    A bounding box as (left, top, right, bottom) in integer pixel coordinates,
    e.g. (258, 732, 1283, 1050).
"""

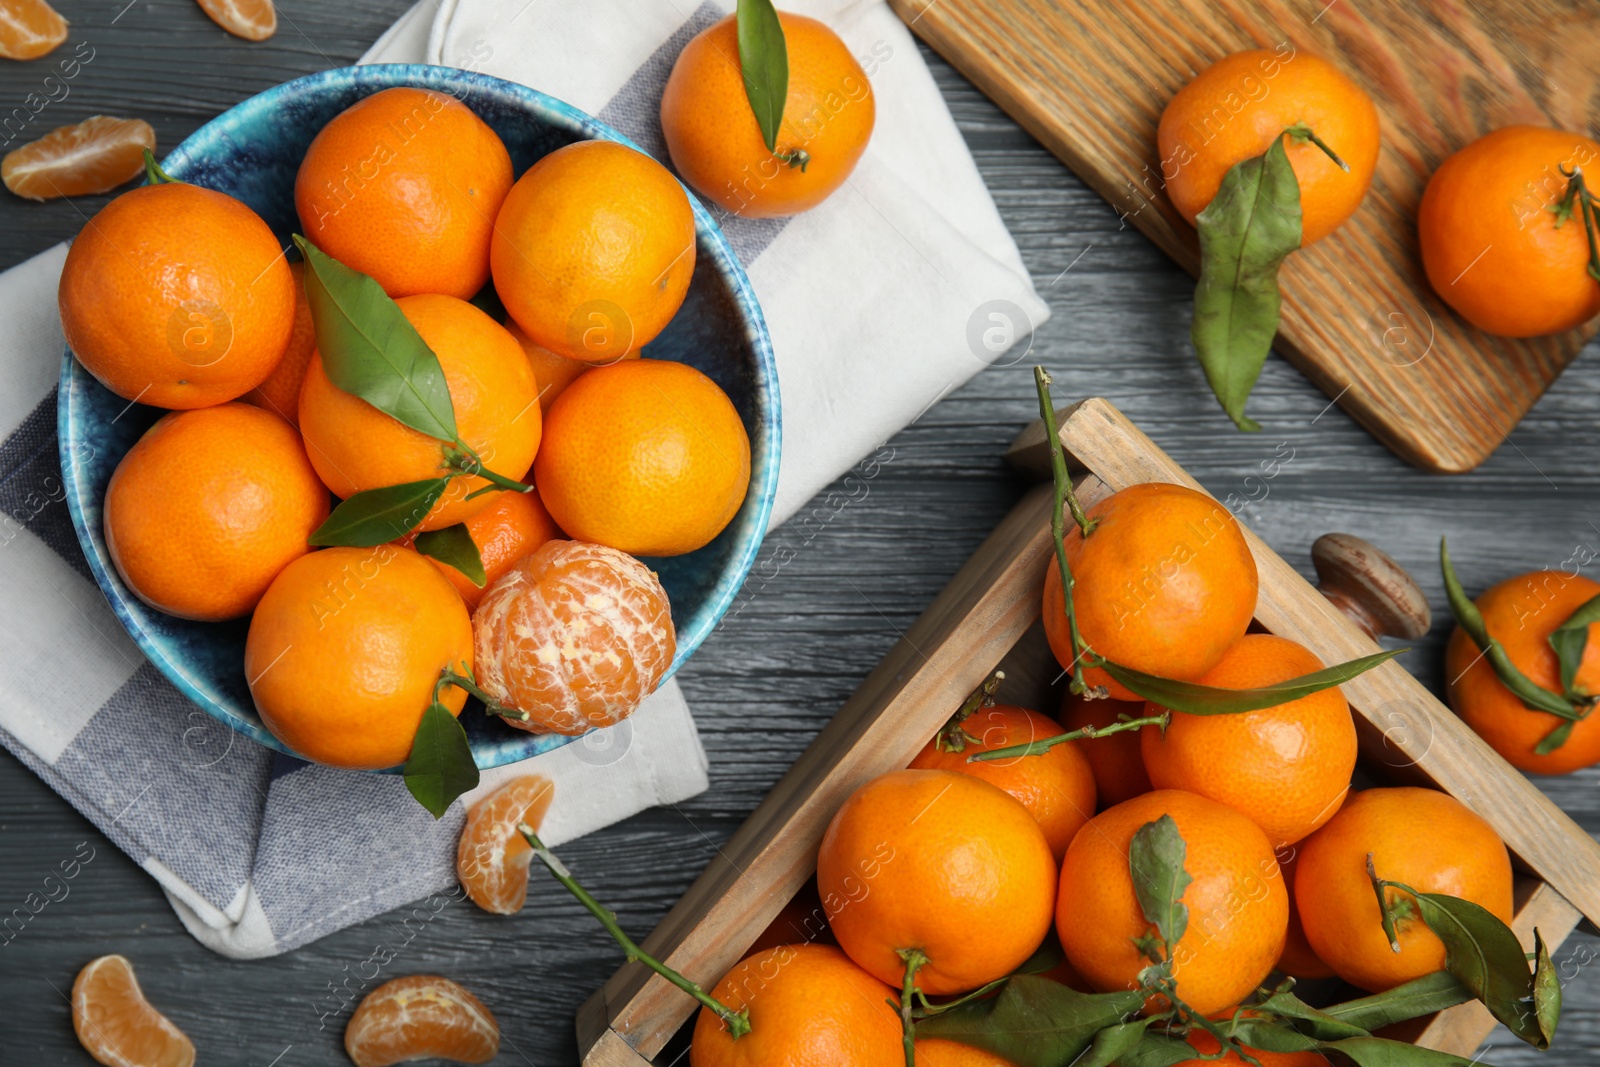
(344, 975, 499, 1067)
(104, 402, 328, 622)
(816, 768, 1057, 997)
(1419, 126, 1600, 337)
(58, 163, 296, 409)
(1141, 633, 1358, 848)
(1042, 481, 1258, 701)
(661, 5, 876, 218)
(295, 86, 512, 300)
(491, 139, 695, 363)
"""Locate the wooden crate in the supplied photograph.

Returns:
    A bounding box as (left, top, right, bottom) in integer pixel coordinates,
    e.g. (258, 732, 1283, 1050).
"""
(577, 398, 1600, 1065)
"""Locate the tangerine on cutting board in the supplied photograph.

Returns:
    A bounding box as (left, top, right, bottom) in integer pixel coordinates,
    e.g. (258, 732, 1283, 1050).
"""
(1294, 787, 1513, 993)
(660, 12, 876, 218)
(298, 293, 542, 533)
(296, 87, 512, 299)
(0, 0, 67, 61)
(456, 774, 555, 915)
(490, 139, 695, 362)
(535, 359, 750, 557)
(908, 703, 1096, 860)
(472, 539, 676, 735)
(816, 769, 1057, 996)
(2, 116, 154, 201)
(1059, 690, 1152, 808)
(344, 975, 499, 1067)
(422, 486, 561, 612)
(1141, 633, 1357, 848)
(1446, 569, 1600, 773)
(689, 944, 903, 1067)
(103, 403, 328, 622)
(245, 545, 473, 769)
(1419, 126, 1600, 337)
(58, 179, 296, 409)
(241, 260, 316, 427)
(1042, 482, 1258, 701)
(72, 955, 195, 1067)
(1057, 789, 1287, 1018)
(1158, 48, 1380, 245)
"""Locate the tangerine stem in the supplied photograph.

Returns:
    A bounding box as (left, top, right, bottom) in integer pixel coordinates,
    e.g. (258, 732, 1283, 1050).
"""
(1285, 123, 1350, 173)
(1034, 366, 1095, 697)
(1366, 854, 1404, 954)
(518, 825, 752, 1040)
(935, 671, 1006, 753)
(968, 712, 1169, 763)
(142, 149, 177, 185)
(439, 668, 529, 723)
(897, 948, 928, 1067)
(444, 443, 534, 495)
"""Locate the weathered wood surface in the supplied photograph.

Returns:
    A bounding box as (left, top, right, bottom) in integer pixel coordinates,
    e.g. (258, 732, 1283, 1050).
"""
(887, 0, 1600, 475)
(2, 2, 1599, 1064)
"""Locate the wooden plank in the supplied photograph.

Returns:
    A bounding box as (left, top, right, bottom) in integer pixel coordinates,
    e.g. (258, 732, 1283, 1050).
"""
(889, 0, 1600, 473)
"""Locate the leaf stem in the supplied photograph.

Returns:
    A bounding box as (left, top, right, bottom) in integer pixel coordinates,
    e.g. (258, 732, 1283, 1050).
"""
(1285, 124, 1349, 173)
(142, 148, 177, 185)
(438, 667, 529, 723)
(445, 444, 534, 495)
(897, 948, 928, 1067)
(968, 712, 1169, 763)
(1034, 367, 1097, 697)
(519, 824, 752, 1039)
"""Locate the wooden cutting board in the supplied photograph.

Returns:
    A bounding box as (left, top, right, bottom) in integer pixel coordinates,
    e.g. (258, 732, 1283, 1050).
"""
(889, 0, 1600, 472)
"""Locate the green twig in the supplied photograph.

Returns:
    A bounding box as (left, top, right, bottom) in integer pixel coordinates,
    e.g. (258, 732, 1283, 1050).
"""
(1286, 123, 1349, 173)
(968, 712, 1169, 763)
(142, 148, 178, 185)
(934, 671, 1006, 753)
(444, 443, 534, 495)
(1367, 853, 1404, 953)
(898, 949, 929, 1067)
(439, 667, 529, 723)
(1034, 367, 1097, 696)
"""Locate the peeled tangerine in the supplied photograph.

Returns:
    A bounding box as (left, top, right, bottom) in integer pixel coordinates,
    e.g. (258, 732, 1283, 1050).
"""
(345, 976, 499, 1067)
(472, 540, 675, 735)
(457, 775, 555, 914)
(72, 955, 195, 1067)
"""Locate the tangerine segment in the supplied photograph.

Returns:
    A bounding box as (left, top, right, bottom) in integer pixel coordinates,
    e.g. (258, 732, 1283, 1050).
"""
(3, 116, 154, 201)
(72, 955, 195, 1067)
(345, 975, 499, 1067)
(195, 0, 276, 41)
(0, 0, 67, 60)
(241, 260, 315, 427)
(457, 774, 555, 915)
(472, 540, 675, 735)
(1057, 789, 1287, 1018)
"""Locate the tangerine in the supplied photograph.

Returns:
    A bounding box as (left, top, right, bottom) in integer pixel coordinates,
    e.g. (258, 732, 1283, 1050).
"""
(1446, 569, 1600, 774)
(3, 115, 153, 201)
(59, 179, 295, 408)
(661, 12, 875, 218)
(1059, 691, 1152, 808)
(817, 769, 1057, 996)
(456, 774, 554, 915)
(914, 1039, 1018, 1066)
(1158, 48, 1380, 245)
(1042, 482, 1258, 701)
(1419, 127, 1600, 337)
(1294, 787, 1513, 992)
(104, 403, 328, 621)
(1141, 634, 1357, 848)
(535, 359, 750, 557)
(241, 259, 315, 427)
(422, 486, 561, 612)
(491, 139, 695, 362)
(296, 87, 511, 299)
(908, 703, 1096, 860)
(507, 318, 590, 413)
(0, 0, 66, 61)
(1057, 789, 1287, 1018)
(245, 545, 474, 769)
(298, 293, 542, 533)
(72, 955, 194, 1067)
(472, 539, 675, 735)
(1276, 845, 1335, 980)
(344, 975, 499, 1067)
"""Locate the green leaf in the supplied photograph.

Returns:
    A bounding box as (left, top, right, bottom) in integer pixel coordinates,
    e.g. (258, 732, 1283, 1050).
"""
(1102, 649, 1401, 717)
(1231, 1017, 1326, 1054)
(295, 235, 458, 442)
(1251, 990, 1373, 1040)
(413, 523, 486, 587)
(403, 701, 480, 818)
(1548, 592, 1600, 696)
(309, 478, 452, 547)
(1440, 539, 1578, 719)
(736, 0, 788, 154)
(1129, 815, 1190, 950)
(1116, 1032, 1200, 1067)
(1536, 719, 1576, 756)
(1318, 971, 1474, 1032)
(913, 976, 1146, 1067)
(1191, 132, 1302, 432)
(1075, 1018, 1153, 1067)
(1314, 1036, 1498, 1067)
(1533, 929, 1562, 1046)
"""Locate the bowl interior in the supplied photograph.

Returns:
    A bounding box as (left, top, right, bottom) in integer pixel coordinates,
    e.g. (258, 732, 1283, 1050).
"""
(58, 64, 779, 770)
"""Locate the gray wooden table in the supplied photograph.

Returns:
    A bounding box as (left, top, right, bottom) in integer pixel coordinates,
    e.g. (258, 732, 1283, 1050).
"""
(3, 2, 1598, 1063)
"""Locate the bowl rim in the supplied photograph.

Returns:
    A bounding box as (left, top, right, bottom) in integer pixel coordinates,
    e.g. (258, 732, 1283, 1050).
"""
(57, 62, 781, 770)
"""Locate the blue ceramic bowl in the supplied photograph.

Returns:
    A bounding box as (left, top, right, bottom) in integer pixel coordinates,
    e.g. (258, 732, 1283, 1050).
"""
(58, 64, 780, 770)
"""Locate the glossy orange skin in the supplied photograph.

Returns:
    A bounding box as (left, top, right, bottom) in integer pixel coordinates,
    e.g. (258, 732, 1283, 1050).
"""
(661, 13, 876, 218)
(909, 704, 1096, 860)
(1142, 634, 1356, 848)
(1275, 844, 1336, 980)
(1174, 1031, 1328, 1067)
(1446, 570, 1600, 774)
(295, 87, 512, 299)
(59, 181, 295, 409)
(535, 359, 750, 557)
(914, 1040, 1018, 1067)
(245, 545, 473, 769)
(298, 293, 542, 532)
(491, 140, 695, 362)
(1419, 127, 1600, 337)
(690, 944, 902, 1067)
(817, 769, 1057, 996)
(344, 976, 499, 1067)
(1158, 48, 1380, 245)
(1295, 787, 1513, 992)
(104, 404, 328, 622)
(242, 261, 316, 428)
(1042, 482, 1258, 701)
(1059, 691, 1152, 808)
(1057, 789, 1287, 1017)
